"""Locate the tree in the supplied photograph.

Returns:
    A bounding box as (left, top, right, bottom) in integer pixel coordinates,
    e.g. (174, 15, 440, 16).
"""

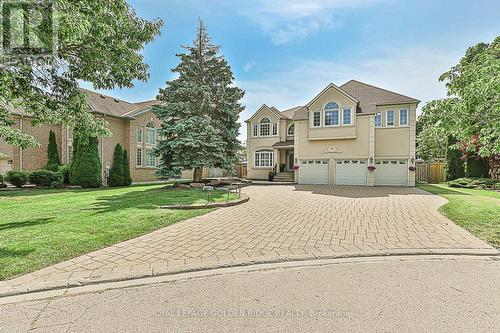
(108, 144, 124, 187)
(416, 119, 447, 161)
(123, 150, 132, 186)
(69, 135, 102, 188)
(46, 129, 61, 168)
(445, 136, 465, 181)
(0, 1, 163, 148)
(424, 37, 500, 158)
(154, 20, 244, 182)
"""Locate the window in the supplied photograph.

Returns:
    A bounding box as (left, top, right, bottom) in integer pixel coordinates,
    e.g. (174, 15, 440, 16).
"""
(254, 149, 273, 167)
(343, 108, 351, 125)
(136, 127, 143, 144)
(272, 123, 277, 136)
(287, 124, 294, 135)
(67, 146, 73, 164)
(136, 148, 142, 166)
(313, 111, 321, 127)
(145, 122, 156, 144)
(253, 124, 258, 137)
(399, 109, 408, 126)
(324, 102, 339, 126)
(375, 112, 382, 127)
(145, 149, 156, 167)
(386, 110, 395, 126)
(260, 118, 270, 136)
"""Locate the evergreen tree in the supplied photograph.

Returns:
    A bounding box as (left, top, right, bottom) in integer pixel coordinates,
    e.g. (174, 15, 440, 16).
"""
(123, 150, 132, 186)
(445, 136, 465, 181)
(46, 130, 61, 168)
(69, 135, 102, 188)
(154, 20, 244, 182)
(108, 144, 124, 187)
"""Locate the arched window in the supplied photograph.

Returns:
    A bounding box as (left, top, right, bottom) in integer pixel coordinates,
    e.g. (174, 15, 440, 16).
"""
(145, 122, 156, 145)
(254, 149, 274, 167)
(324, 102, 340, 126)
(260, 118, 271, 136)
(287, 124, 294, 136)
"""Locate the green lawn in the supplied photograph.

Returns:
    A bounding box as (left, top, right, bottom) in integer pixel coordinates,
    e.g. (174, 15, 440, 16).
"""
(417, 183, 500, 247)
(0, 185, 235, 280)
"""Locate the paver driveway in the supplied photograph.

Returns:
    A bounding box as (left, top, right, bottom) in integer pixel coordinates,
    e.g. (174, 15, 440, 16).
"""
(1, 185, 494, 295)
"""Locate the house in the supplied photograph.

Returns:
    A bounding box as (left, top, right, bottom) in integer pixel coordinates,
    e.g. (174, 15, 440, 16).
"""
(0, 88, 194, 183)
(245, 80, 420, 186)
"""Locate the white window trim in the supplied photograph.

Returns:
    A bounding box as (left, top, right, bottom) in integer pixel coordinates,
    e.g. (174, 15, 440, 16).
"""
(252, 124, 258, 137)
(145, 122, 157, 145)
(287, 123, 294, 136)
(375, 112, 382, 128)
(323, 101, 341, 127)
(136, 126, 143, 145)
(342, 107, 352, 125)
(324, 109, 340, 127)
(399, 109, 409, 126)
(254, 149, 274, 168)
(145, 148, 157, 168)
(386, 110, 395, 127)
(311, 111, 322, 128)
(136, 148, 143, 167)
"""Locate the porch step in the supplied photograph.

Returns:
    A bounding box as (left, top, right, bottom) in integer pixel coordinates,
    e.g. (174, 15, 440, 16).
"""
(274, 172, 294, 182)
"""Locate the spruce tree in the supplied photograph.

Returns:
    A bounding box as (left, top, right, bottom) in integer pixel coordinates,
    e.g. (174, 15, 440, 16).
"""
(69, 135, 102, 188)
(108, 144, 124, 187)
(46, 130, 61, 168)
(123, 150, 132, 186)
(154, 20, 244, 182)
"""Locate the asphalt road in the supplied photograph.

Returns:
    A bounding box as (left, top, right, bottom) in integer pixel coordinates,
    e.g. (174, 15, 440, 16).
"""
(1, 255, 499, 332)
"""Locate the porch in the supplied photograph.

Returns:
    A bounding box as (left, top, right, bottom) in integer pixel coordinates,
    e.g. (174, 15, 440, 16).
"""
(272, 140, 295, 182)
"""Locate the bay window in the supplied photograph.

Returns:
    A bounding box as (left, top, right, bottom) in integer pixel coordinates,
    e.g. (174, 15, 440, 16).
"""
(254, 149, 274, 167)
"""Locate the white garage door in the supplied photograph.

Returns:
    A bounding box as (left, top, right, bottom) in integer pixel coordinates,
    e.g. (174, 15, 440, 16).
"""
(335, 160, 367, 185)
(375, 160, 408, 186)
(299, 160, 329, 184)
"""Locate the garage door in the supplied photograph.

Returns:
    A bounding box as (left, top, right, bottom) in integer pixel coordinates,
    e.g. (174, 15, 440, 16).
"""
(375, 160, 407, 186)
(299, 160, 329, 184)
(335, 160, 367, 185)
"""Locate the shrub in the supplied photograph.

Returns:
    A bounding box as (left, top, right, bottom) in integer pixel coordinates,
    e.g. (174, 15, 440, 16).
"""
(28, 170, 63, 187)
(123, 150, 132, 186)
(70, 135, 102, 188)
(0, 174, 5, 188)
(448, 177, 500, 190)
(45, 164, 60, 172)
(58, 164, 70, 184)
(109, 144, 124, 187)
(5, 171, 28, 187)
(466, 158, 488, 178)
(46, 129, 61, 168)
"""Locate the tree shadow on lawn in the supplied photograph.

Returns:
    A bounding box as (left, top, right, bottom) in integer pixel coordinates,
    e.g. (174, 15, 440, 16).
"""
(0, 217, 54, 231)
(0, 246, 34, 259)
(88, 188, 215, 214)
(417, 183, 472, 196)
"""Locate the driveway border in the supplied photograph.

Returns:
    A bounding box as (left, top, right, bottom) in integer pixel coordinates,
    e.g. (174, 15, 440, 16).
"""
(1, 247, 497, 299)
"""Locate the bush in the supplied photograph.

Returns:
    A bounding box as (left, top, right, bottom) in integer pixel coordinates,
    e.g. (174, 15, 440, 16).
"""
(45, 164, 60, 172)
(28, 170, 63, 187)
(108, 144, 124, 187)
(466, 158, 488, 178)
(70, 136, 102, 188)
(448, 177, 500, 190)
(445, 136, 465, 181)
(5, 171, 28, 187)
(0, 174, 5, 188)
(123, 150, 132, 186)
(46, 129, 61, 168)
(58, 164, 70, 184)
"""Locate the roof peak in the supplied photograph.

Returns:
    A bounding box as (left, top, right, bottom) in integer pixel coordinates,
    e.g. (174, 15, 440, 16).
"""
(340, 79, 419, 103)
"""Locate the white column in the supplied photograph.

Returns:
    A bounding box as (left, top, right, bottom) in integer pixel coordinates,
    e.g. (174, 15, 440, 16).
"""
(368, 115, 375, 186)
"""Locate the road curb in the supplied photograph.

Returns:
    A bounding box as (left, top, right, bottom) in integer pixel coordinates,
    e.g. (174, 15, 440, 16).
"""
(1, 247, 498, 299)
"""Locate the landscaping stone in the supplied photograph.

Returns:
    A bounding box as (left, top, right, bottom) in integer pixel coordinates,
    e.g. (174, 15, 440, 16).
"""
(189, 183, 205, 188)
(178, 184, 191, 188)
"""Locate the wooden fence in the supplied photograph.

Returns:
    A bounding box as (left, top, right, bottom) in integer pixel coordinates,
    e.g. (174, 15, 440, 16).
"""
(234, 163, 247, 178)
(416, 161, 445, 183)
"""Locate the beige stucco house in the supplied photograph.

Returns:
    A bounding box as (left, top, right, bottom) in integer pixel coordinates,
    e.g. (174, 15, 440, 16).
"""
(245, 80, 420, 186)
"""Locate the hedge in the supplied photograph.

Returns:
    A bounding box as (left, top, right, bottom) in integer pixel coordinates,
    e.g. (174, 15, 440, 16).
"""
(28, 170, 63, 187)
(5, 171, 28, 187)
(448, 177, 500, 190)
(108, 144, 124, 187)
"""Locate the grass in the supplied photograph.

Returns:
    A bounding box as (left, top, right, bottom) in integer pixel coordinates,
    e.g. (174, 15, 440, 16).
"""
(417, 183, 500, 247)
(0, 184, 236, 280)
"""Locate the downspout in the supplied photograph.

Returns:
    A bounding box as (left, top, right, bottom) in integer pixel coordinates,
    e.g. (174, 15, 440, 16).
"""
(19, 115, 24, 171)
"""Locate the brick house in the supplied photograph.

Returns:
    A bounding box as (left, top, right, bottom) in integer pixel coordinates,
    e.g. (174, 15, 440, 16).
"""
(0, 88, 194, 183)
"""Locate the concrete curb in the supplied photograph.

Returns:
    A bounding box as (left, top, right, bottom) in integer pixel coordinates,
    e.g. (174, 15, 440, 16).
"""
(1, 247, 497, 299)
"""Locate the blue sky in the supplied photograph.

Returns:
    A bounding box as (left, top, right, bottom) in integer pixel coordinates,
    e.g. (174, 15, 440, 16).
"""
(81, 0, 500, 140)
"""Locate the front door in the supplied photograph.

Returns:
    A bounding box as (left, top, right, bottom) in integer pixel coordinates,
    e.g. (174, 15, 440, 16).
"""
(286, 151, 294, 171)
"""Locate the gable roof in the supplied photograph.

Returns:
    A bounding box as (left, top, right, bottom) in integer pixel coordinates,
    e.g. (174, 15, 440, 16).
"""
(80, 88, 137, 118)
(280, 105, 304, 119)
(306, 83, 359, 108)
(340, 80, 420, 114)
(245, 104, 285, 122)
(122, 99, 163, 117)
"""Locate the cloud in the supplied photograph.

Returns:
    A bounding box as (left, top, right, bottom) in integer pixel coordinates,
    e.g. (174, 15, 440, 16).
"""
(243, 61, 256, 72)
(241, 0, 380, 44)
(237, 46, 461, 140)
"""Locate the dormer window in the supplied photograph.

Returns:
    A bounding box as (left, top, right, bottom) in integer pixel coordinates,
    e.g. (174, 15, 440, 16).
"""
(260, 118, 271, 136)
(324, 102, 339, 126)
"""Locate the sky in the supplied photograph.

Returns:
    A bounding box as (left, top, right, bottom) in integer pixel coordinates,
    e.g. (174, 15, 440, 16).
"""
(81, 0, 500, 141)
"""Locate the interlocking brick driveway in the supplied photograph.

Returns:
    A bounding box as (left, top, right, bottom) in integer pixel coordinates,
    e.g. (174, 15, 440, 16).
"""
(1, 185, 494, 295)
